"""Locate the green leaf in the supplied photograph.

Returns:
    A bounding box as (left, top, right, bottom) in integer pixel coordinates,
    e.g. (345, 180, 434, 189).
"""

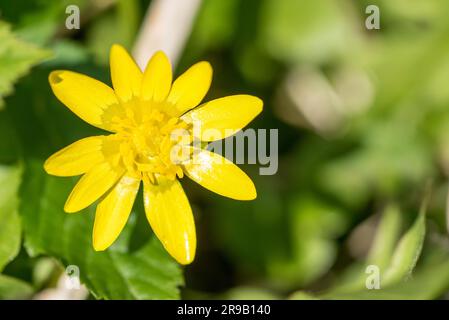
(289, 291, 318, 300)
(295, 255, 449, 300)
(323, 255, 449, 300)
(0, 274, 33, 299)
(0, 164, 22, 271)
(367, 205, 402, 270)
(324, 204, 425, 296)
(0, 111, 20, 162)
(20, 160, 183, 299)
(0, 21, 50, 108)
(323, 206, 400, 295)
(45, 40, 90, 67)
(383, 207, 426, 285)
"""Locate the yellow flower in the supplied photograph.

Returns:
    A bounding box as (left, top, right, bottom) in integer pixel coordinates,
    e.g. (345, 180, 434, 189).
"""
(44, 44, 262, 265)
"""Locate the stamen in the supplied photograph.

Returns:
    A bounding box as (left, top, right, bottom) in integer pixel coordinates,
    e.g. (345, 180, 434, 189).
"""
(111, 105, 192, 183)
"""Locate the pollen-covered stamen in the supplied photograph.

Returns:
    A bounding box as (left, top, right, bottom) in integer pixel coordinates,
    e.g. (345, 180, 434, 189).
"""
(112, 105, 193, 182)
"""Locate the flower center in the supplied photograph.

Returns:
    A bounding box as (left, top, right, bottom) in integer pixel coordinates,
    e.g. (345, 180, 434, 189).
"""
(108, 100, 192, 183)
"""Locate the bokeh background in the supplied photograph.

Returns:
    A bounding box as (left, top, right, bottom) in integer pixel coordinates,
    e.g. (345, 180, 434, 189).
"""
(2, 0, 449, 299)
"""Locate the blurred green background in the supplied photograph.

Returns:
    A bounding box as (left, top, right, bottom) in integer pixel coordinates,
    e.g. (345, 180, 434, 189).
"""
(2, 0, 449, 300)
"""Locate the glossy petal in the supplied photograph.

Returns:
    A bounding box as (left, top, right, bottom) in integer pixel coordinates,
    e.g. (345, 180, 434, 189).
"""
(49, 70, 120, 131)
(93, 175, 140, 251)
(110, 44, 143, 102)
(141, 51, 172, 103)
(143, 178, 196, 265)
(182, 95, 263, 141)
(64, 162, 124, 213)
(183, 148, 256, 200)
(44, 136, 105, 177)
(167, 61, 212, 116)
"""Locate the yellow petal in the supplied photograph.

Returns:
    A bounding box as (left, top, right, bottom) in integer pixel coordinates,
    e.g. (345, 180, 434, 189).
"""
(182, 95, 263, 141)
(93, 175, 140, 251)
(183, 148, 256, 200)
(49, 70, 120, 131)
(143, 178, 196, 265)
(167, 61, 212, 116)
(141, 51, 172, 103)
(44, 136, 105, 177)
(64, 162, 124, 213)
(110, 44, 142, 102)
